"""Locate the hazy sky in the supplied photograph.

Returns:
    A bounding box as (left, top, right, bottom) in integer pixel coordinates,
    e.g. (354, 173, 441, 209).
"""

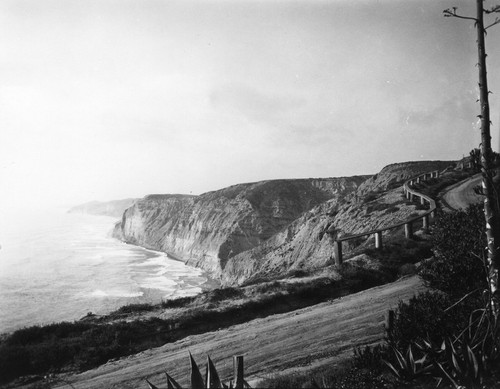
(1, 0, 499, 211)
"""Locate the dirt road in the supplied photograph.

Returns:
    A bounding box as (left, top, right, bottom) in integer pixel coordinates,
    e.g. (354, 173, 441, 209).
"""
(441, 174, 482, 210)
(56, 276, 424, 389)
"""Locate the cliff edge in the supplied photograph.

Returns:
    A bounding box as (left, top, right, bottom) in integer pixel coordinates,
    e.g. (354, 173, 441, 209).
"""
(113, 177, 367, 279)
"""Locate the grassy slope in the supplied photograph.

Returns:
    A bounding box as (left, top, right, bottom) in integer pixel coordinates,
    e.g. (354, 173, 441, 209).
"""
(54, 276, 424, 389)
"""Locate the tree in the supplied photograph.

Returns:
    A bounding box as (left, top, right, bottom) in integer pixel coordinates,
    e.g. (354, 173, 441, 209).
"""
(470, 148, 481, 172)
(444, 1, 500, 318)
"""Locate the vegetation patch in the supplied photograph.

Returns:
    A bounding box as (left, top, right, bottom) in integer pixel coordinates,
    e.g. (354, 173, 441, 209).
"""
(0, 267, 391, 386)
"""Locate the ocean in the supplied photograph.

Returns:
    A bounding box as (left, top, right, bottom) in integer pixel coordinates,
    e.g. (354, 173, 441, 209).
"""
(0, 207, 209, 334)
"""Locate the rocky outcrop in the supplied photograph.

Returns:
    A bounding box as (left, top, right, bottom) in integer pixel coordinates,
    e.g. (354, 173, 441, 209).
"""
(113, 177, 368, 279)
(68, 199, 137, 218)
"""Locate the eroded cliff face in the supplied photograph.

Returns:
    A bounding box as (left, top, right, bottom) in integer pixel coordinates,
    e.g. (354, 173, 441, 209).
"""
(221, 160, 455, 285)
(113, 177, 368, 279)
(114, 160, 455, 285)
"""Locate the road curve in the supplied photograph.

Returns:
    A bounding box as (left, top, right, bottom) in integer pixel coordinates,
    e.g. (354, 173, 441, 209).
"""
(442, 174, 483, 210)
(56, 277, 424, 389)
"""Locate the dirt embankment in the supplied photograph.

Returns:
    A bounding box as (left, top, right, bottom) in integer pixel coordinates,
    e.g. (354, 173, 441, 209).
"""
(55, 276, 424, 389)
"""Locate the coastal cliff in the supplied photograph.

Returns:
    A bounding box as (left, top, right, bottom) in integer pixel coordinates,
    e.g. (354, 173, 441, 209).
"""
(113, 160, 454, 285)
(69, 199, 137, 218)
(221, 160, 454, 284)
(113, 177, 367, 279)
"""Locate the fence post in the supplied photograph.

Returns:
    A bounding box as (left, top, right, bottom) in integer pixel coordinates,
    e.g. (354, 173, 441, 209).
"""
(334, 240, 343, 265)
(409, 193, 414, 202)
(234, 355, 244, 389)
(423, 214, 429, 231)
(431, 208, 437, 218)
(420, 196, 425, 206)
(405, 222, 413, 239)
(375, 231, 383, 249)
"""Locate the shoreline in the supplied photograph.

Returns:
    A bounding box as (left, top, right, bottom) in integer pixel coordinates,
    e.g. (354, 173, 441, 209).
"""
(0, 224, 218, 337)
(118, 240, 222, 292)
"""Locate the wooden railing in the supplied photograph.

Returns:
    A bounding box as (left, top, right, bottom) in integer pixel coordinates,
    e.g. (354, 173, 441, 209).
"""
(332, 170, 441, 264)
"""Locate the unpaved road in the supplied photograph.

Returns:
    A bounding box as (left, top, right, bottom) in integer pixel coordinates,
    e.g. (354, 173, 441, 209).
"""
(56, 277, 424, 389)
(442, 174, 482, 210)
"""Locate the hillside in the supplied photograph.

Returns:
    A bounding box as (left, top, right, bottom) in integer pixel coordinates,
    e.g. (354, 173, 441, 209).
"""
(112, 161, 454, 285)
(221, 160, 454, 284)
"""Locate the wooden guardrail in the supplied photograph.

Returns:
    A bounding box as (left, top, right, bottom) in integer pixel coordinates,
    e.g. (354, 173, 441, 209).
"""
(332, 170, 441, 265)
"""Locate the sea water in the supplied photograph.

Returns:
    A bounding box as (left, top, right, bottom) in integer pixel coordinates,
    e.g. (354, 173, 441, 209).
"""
(0, 207, 209, 334)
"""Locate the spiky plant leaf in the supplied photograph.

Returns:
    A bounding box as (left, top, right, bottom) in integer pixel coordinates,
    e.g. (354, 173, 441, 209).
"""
(189, 352, 205, 389)
(165, 372, 183, 389)
(146, 379, 161, 389)
(451, 351, 462, 375)
(382, 359, 402, 379)
(206, 355, 222, 388)
(392, 346, 406, 369)
(407, 345, 416, 375)
(436, 361, 460, 389)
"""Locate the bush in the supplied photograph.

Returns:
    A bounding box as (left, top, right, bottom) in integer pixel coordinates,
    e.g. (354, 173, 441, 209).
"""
(161, 295, 196, 309)
(208, 287, 244, 302)
(323, 368, 390, 389)
(114, 303, 155, 314)
(352, 345, 387, 373)
(387, 291, 476, 351)
(419, 204, 487, 297)
(363, 238, 433, 266)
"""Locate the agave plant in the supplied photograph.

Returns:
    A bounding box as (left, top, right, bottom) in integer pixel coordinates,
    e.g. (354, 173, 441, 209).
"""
(383, 344, 432, 382)
(146, 353, 251, 389)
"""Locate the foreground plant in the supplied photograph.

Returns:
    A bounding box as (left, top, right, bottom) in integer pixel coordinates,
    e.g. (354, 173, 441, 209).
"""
(384, 298, 500, 388)
(146, 353, 250, 389)
(383, 344, 431, 382)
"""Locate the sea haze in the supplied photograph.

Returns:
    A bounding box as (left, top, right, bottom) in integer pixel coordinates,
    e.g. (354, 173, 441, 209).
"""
(0, 207, 208, 334)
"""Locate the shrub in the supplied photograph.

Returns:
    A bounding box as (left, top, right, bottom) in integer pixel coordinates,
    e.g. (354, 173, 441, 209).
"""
(387, 291, 473, 350)
(419, 204, 487, 297)
(363, 238, 433, 266)
(322, 368, 390, 389)
(352, 344, 387, 373)
(260, 374, 309, 388)
(208, 287, 244, 302)
(114, 303, 155, 314)
(253, 281, 281, 294)
(161, 295, 196, 309)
